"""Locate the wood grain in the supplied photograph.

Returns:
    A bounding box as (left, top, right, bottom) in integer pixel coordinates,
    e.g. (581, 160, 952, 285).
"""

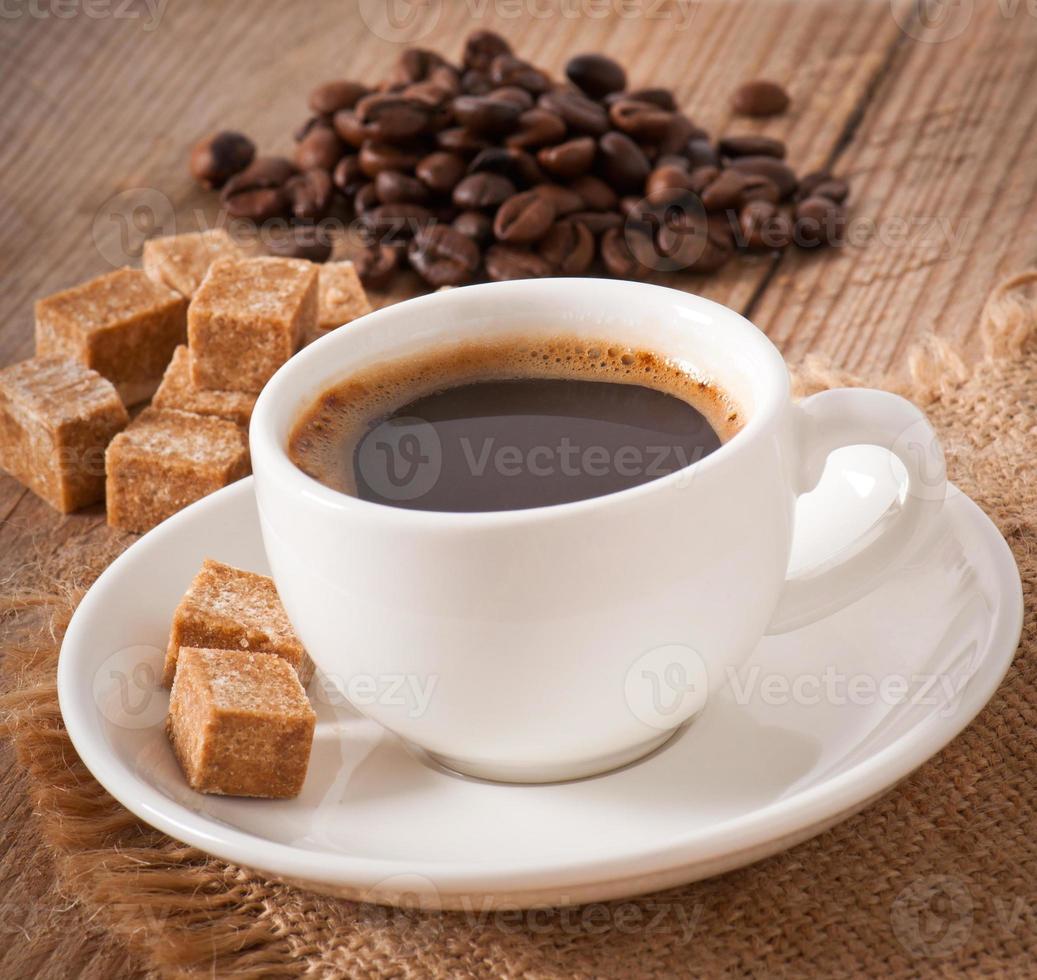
(1, 1, 1036, 975)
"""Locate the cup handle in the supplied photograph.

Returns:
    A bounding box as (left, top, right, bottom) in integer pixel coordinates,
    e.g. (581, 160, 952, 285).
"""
(766, 388, 947, 634)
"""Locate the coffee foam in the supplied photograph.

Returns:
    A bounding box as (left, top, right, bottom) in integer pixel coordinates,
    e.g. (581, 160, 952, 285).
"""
(288, 337, 744, 493)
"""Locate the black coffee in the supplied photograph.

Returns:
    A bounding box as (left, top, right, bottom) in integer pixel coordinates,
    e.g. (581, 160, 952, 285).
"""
(289, 338, 739, 513)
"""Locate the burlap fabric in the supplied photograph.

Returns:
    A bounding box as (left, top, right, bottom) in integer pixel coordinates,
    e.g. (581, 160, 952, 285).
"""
(2, 273, 1036, 978)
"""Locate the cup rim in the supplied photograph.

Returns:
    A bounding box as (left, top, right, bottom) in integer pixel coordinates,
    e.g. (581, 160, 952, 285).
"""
(250, 278, 790, 527)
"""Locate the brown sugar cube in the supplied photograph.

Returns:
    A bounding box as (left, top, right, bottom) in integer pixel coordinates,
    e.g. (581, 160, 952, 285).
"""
(167, 647, 316, 798)
(163, 558, 314, 687)
(0, 357, 128, 512)
(188, 256, 317, 393)
(143, 229, 244, 299)
(152, 346, 256, 428)
(105, 408, 249, 534)
(35, 267, 188, 406)
(307, 260, 372, 343)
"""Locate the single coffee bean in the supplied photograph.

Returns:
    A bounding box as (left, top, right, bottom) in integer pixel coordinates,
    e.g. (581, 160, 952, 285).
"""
(333, 155, 365, 195)
(437, 126, 491, 156)
(190, 131, 255, 189)
(506, 108, 566, 149)
(359, 141, 423, 177)
(568, 174, 617, 212)
(484, 243, 552, 281)
(408, 224, 481, 287)
(569, 210, 623, 234)
(353, 182, 379, 213)
(453, 209, 494, 243)
(362, 203, 434, 243)
(739, 173, 781, 205)
(415, 151, 467, 194)
(718, 135, 787, 159)
(537, 136, 596, 179)
(490, 55, 551, 94)
(295, 126, 344, 171)
(533, 183, 585, 216)
(796, 174, 850, 204)
(794, 196, 847, 247)
(375, 169, 429, 204)
(685, 138, 720, 169)
(356, 95, 435, 142)
(463, 30, 512, 72)
(467, 145, 539, 183)
(332, 109, 367, 147)
(404, 80, 454, 109)
(700, 169, 751, 211)
(355, 244, 399, 288)
(490, 86, 535, 110)
(565, 53, 626, 99)
(309, 80, 369, 115)
(452, 172, 516, 209)
(646, 163, 694, 197)
(597, 131, 651, 191)
(493, 189, 555, 244)
(539, 90, 609, 136)
(738, 199, 793, 249)
(267, 224, 333, 263)
(460, 69, 493, 96)
(732, 79, 790, 117)
(609, 99, 673, 142)
(389, 47, 448, 87)
(453, 95, 523, 136)
(729, 155, 798, 198)
(286, 168, 334, 220)
(600, 226, 649, 279)
(537, 219, 595, 274)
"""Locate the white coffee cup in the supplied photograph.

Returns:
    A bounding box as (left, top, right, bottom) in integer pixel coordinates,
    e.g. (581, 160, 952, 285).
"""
(251, 279, 946, 783)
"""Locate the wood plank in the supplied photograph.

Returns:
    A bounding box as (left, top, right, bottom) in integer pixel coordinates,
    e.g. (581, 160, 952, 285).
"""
(750, 1, 1037, 372)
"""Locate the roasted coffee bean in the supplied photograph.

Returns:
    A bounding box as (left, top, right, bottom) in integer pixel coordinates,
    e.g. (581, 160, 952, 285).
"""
(539, 90, 609, 136)
(389, 48, 448, 87)
(452, 172, 516, 209)
(568, 175, 617, 212)
(490, 55, 551, 94)
(468, 147, 542, 185)
(353, 182, 379, 213)
(657, 113, 698, 157)
(600, 226, 649, 279)
(569, 210, 623, 234)
(606, 86, 676, 111)
(597, 132, 650, 191)
(485, 243, 552, 281)
(537, 137, 596, 179)
(493, 189, 555, 244)
(362, 203, 434, 243)
(609, 99, 673, 142)
(295, 126, 344, 171)
(415, 151, 467, 194)
(685, 138, 720, 169)
(537, 220, 594, 274)
(718, 135, 787, 159)
(267, 224, 333, 262)
(333, 155, 365, 195)
(220, 156, 295, 220)
(646, 163, 694, 197)
(309, 80, 368, 115)
(506, 109, 566, 149)
(332, 109, 367, 147)
(700, 169, 751, 211)
(463, 30, 512, 72)
(355, 244, 400, 288)
(356, 95, 435, 142)
(286, 168, 334, 220)
(797, 172, 850, 204)
(437, 126, 491, 156)
(359, 141, 423, 177)
(732, 79, 790, 117)
(460, 69, 493, 95)
(729, 155, 797, 199)
(408, 224, 481, 287)
(404, 80, 454, 109)
(453, 95, 523, 136)
(794, 196, 846, 247)
(375, 169, 429, 204)
(739, 173, 781, 205)
(691, 217, 735, 271)
(490, 86, 535, 110)
(453, 209, 494, 243)
(688, 164, 719, 193)
(190, 131, 255, 189)
(738, 199, 793, 249)
(533, 183, 585, 216)
(565, 53, 626, 99)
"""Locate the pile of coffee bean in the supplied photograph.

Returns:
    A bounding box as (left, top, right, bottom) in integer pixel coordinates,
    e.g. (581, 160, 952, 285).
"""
(189, 32, 849, 289)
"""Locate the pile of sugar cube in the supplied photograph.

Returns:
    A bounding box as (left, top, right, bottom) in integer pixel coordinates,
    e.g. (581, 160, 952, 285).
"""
(0, 229, 371, 532)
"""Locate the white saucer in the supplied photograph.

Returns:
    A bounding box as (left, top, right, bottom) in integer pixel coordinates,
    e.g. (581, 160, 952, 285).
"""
(58, 447, 1022, 909)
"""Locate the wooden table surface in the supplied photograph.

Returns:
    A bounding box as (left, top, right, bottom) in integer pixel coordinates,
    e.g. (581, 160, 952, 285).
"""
(1, 1, 1036, 975)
